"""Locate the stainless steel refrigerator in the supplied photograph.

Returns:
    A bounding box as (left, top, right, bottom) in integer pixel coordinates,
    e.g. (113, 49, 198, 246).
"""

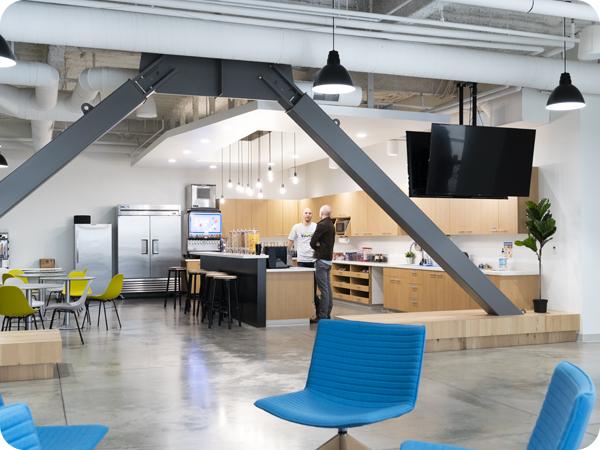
(117, 205, 181, 293)
(74, 224, 112, 293)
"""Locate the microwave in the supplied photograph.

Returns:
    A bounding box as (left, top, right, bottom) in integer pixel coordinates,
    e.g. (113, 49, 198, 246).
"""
(334, 217, 350, 235)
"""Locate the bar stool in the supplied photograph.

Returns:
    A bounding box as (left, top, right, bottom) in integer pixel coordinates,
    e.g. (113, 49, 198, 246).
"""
(164, 267, 186, 310)
(186, 269, 204, 316)
(199, 271, 226, 322)
(208, 274, 241, 329)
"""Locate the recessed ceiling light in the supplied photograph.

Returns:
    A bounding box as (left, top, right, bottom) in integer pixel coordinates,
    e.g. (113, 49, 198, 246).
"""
(200, 138, 211, 144)
(356, 132, 367, 138)
(209, 164, 217, 169)
(182, 149, 191, 155)
(168, 158, 176, 163)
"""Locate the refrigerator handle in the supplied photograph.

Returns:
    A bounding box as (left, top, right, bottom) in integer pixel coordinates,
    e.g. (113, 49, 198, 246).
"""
(152, 239, 159, 255)
(76, 250, 79, 264)
(141, 239, 148, 255)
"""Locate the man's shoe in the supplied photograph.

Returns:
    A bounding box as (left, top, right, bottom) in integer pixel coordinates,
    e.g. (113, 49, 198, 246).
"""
(309, 317, 320, 324)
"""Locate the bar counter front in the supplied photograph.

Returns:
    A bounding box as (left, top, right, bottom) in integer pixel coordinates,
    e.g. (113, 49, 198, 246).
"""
(186, 253, 314, 327)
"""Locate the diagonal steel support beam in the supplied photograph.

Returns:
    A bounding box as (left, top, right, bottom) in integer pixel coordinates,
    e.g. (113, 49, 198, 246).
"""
(259, 66, 522, 316)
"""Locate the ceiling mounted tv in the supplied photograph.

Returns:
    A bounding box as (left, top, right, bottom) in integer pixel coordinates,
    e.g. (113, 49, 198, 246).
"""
(425, 124, 536, 198)
(406, 131, 431, 198)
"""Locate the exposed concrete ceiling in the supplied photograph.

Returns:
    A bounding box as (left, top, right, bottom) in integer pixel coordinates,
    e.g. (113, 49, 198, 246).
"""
(2, 0, 582, 152)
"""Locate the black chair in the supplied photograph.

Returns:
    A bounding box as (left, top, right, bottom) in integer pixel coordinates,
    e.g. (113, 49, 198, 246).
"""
(163, 267, 186, 310)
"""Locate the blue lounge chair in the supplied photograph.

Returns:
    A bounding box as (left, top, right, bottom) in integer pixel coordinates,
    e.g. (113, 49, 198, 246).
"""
(255, 319, 426, 449)
(400, 361, 596, 450)
(0, 402, 108, 450)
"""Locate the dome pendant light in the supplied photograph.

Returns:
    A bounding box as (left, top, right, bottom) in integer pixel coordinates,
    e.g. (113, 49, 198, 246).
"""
(0, 145, 7, 168)
(0, 35, 16, 68)
(313, 1, 355, 95)
(546, 18, 585, 111)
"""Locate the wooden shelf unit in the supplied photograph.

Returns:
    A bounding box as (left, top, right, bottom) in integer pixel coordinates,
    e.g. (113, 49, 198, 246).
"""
(331, 263, 372, 305)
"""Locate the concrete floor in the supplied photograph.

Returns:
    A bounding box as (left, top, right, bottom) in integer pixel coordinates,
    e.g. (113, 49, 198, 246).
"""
(2, 299, 599, 450)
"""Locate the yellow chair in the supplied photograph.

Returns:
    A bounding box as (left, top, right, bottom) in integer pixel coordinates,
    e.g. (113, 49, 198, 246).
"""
(62, 270, 92, 298)
(7, 269, 28, 284)
(2, 273, 14, 284)
(0, 286, 44, 330)
(84, 274, 123, 330)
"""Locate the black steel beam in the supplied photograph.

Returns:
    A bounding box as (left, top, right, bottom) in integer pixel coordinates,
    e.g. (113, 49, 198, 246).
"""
(260, 66, 521, 316)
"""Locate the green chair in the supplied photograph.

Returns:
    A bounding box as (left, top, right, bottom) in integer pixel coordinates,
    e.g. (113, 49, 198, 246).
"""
(2, 273, 14, 284)
(84, 274, 123, 330)
(62, 270, 92, 298)
(0, 286, 44, 330)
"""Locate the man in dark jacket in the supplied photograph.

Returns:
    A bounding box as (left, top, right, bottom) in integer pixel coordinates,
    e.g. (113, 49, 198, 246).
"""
(310, 204, 335, 322)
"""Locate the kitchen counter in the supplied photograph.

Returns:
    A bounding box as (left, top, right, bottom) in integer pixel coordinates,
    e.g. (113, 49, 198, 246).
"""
(331, 260, 537, 276)
(190, 251, 268, 259)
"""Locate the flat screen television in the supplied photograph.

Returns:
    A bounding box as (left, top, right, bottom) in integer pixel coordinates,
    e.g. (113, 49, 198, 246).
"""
(188, 212, 222, 237)
(406, 131, 431, 197)
(425, 124, 536, 198)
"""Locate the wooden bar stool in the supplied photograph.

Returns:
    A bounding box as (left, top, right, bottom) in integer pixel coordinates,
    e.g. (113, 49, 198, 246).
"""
(186, 270, 203, 316)
(210, 274, 240, 329)
(164, 267, 186, 310)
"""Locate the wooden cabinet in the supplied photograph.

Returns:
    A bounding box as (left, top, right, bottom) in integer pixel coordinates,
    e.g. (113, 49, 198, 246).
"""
(282, 200, 298, 236)
(349, 191, 368, 236)
(413, 198, 450, 234)
(251, 199, 269, 236)
(334, 192, 354, 218)
(267, 200, 284, 236)
(384, 267, 538, 312)
(365, 195, 401, 236)
(480, 198, 518, 234)
(331, 263, 372, 304)
(220, 199, 236, 236)
(449, 198, 483, 235)
(235, 199, 253, 230)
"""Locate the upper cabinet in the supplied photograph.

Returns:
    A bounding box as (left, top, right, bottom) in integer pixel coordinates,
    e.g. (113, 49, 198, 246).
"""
(219, 167, 538, 238)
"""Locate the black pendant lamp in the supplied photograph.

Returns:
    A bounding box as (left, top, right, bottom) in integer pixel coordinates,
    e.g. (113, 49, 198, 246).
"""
(546, 18, 585, 111)
(313, 1, 355, 95)
(0, 147, 7, 168)
(0, 35, 15, 68)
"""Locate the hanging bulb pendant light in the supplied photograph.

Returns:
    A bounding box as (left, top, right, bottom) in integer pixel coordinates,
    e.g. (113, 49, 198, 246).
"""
(236, 141, 244, 193)
(220, 148, 226, 205)
(291, 133, 299, 185)
(546, 18, 585, 111)
(227, 144, 233, 189)
(267, 132, 274, 182)
(313, 1, 355, 95)
(280, 133, 286, 195)
(256, 134, 263, 189)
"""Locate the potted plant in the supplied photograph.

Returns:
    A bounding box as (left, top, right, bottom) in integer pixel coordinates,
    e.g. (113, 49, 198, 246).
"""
(405, 251, 416, 265)
(515, 198, 557, 313)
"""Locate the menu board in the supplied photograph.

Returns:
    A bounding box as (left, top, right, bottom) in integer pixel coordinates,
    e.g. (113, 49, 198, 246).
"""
(189, 213, 222, 236)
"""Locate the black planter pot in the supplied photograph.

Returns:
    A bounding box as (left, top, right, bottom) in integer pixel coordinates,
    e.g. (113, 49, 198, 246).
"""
(533, 299, 548, 313)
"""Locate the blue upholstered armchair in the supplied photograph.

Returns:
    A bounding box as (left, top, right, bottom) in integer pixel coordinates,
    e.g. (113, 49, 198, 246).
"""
(401, 361, 596, 450)
(255, 319, 426, 449)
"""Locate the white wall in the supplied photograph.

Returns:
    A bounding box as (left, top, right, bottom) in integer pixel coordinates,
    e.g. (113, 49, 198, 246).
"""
(0, 145, 306, 271)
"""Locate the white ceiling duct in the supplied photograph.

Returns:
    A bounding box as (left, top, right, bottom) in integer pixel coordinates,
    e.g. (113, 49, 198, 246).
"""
(578, 25, 600, 61)
(4, 2, 600, 94)
(0, 62, 58, 110)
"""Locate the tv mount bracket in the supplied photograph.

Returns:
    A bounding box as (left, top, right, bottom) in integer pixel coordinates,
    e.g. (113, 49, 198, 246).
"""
(0, 54, 520, 316)
(457, 81, 478, 126)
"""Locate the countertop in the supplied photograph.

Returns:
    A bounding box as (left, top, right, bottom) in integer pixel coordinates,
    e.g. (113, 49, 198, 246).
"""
(188, 252, 268, 259)
(330, 260, 538, 276)
(267, 267, 315, 273)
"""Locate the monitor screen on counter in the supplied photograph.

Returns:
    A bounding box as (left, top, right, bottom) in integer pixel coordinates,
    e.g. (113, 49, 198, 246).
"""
(189, 212, 222, 236)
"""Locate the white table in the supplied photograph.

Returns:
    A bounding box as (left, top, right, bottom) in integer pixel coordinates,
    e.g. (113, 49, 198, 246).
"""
(21, 271, 66, 283)
(39, 276, 95, 329)
(18, 283, 62, 329)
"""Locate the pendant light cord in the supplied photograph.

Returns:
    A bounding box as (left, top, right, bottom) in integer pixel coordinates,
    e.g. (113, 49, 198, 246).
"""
(293, 134, 297, 173)
(281, 132, 284, 184)
(563, 17, 567, 73)
(221, 148, 224, 196)
(332, 0, 335, 50)
(228, 144, 231, 181)
(258, 134, 261, 181)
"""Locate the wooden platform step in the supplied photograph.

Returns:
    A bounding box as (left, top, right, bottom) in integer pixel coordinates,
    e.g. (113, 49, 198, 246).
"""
(0, 330, 62, 382)
(336, 309, 580, 352)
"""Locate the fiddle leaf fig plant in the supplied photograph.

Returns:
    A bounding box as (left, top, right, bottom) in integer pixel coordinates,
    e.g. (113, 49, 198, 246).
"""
(515, 198, 557, 300)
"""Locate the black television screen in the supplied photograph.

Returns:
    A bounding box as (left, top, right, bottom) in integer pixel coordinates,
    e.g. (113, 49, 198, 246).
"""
(406, 131, 431, 197)
(425, 124, 535, 198)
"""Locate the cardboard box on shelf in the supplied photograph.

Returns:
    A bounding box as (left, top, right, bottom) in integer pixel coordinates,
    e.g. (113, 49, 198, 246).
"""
(39, 258, 55, 268)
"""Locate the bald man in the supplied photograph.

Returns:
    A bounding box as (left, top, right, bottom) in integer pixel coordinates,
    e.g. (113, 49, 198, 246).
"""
(309, 204, 335, 322)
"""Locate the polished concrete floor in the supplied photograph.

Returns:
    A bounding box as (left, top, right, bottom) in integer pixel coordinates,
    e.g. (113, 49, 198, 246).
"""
(2, 299, 600, 450)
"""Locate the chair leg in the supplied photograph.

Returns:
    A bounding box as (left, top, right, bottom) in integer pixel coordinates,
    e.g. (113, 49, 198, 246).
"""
(8, 318, 12, 331)
(49, 310, 57, 329)
(208, 279, 216, 329)
(38, 310, 45, 329)
(226, 281, 232, 330)
(73, 312, 84, 345)
(233, 280, 241, 327)
(316, 429, 370, 450)
(97, 301, 102, 326)
(103, 302, 109, 330)
(32, 315, 38, 330)
(1, 316, 6, 331)
(112, 300, 122, 328)
(164, 270, 172, 308)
